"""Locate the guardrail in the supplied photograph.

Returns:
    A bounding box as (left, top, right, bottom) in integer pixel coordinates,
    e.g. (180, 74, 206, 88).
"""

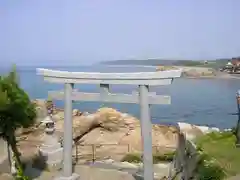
(73, 143, 176, 163)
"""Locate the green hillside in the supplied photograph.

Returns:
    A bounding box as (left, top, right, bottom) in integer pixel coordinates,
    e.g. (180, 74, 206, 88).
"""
(100, 59, 229, 69)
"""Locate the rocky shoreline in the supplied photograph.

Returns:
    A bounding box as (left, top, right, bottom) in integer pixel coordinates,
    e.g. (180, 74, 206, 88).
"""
(34, 99, 179, 154)
(31, 99, 221, 159)
(0, 99, 226, 179)
(12, 99, 224, 163)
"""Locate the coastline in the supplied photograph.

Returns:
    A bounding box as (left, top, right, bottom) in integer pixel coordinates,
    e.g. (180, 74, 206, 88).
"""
(156, 65, 240, 80)
(19, 65, 237, 129)
(182, 74, 240, 80)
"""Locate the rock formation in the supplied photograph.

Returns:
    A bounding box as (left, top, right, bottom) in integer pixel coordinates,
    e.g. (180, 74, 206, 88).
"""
(51, 107, 179, 161)
(177, 122, 220, 140)
(26, 100, 220, 162)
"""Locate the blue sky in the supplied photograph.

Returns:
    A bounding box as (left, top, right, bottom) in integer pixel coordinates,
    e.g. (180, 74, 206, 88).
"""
(0, 0, 240, 66)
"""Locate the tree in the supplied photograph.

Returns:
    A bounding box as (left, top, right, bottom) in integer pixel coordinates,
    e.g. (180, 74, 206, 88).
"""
(0, 66, 36, 178)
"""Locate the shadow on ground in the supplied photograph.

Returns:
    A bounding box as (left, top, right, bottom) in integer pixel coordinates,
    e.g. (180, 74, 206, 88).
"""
(0, 154, 48, 179)
(132, 173, 167, 180)
(132, 174, 143, 180)
(23, 154, 48, 179)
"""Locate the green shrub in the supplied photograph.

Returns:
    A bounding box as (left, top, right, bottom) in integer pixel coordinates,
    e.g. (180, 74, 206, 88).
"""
(0, 66, 36, 179)
(121, 151, 175, 164)
(194, 133, 231, 179)
(121, 153, 142, 163)
(15, 158, 30, 180)
(153, 152, 175, 163)
(196, 154, 226, 180)
(197, 163, 225, 180)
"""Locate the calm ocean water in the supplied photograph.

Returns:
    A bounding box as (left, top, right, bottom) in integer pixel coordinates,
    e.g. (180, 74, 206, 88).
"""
(1, 65, 240, 129)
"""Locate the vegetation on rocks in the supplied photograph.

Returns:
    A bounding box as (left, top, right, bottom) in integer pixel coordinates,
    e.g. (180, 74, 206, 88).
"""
(0, 66, 36, 179)
(121, 153, 142, 163)
(121, 151, 175, 164)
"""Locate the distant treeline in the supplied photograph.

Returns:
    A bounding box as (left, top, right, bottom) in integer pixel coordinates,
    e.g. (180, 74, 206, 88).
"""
(101, 59, 230, 69)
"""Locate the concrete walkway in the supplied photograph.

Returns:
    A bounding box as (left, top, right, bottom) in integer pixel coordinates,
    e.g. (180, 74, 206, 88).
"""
(0, 161, 171, 180)
(23, 164, 169, 180)
(86, 161, 170, 179)
(23, 165, 137, 180)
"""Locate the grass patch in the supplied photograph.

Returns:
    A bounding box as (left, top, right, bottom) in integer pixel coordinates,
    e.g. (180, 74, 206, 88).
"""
(195, 131, 240, 178)
(121, 153, 142, 163)
(121, 151, 175, 164)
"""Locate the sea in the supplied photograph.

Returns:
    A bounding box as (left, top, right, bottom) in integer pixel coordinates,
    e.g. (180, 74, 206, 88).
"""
(1, 65, 240, 129)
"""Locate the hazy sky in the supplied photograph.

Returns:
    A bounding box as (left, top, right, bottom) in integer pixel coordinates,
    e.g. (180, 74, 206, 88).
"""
(0, 0, 240, 66)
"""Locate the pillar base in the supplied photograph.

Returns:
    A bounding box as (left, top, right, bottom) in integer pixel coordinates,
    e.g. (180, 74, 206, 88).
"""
(54, 173, 80, 180)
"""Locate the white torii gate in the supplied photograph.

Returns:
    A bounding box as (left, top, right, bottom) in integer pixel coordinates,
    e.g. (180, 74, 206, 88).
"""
(37, 68, 181, 180)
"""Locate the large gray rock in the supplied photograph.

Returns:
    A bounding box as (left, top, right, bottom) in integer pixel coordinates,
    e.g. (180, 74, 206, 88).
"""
(177, 122, 220, 140)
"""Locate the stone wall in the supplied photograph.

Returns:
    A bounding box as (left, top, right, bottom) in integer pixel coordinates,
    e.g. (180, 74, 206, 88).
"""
(172, 132, 198, 179)
(172, 122, 220, 180)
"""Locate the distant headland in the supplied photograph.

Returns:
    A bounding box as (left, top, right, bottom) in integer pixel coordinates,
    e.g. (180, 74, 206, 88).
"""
(100, 58, 229, 68)
(100, 58, 240, 79)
